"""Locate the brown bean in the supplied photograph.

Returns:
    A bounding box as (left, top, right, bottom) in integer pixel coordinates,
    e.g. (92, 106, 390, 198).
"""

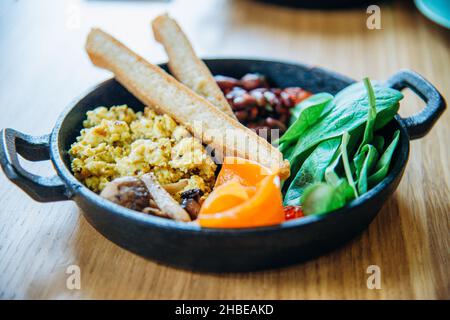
(217, 74, 311, 141)
(214, 75, 240, 91)
(275, 103, 289, 115)
(265, 117, 287, 131)
(248, 106, 259, 120)
(280, 91, 294, 108)
(295, 90, 312, 104)
(263, 90, 279, 106)
(284, 87, 312, 105)
(226, 87, 246, 100)
(235, 110, 249, 122)
(250, 88, 267, 107)
(271, 88, 282, 95)
(278, 113, 289, 124)
(241, 73, 267, 90)
(232, 96, 248, 110)
(243, 93, 257, 106)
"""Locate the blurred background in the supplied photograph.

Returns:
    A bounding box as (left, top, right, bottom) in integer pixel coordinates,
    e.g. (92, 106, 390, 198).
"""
(0, 0, 448, 299)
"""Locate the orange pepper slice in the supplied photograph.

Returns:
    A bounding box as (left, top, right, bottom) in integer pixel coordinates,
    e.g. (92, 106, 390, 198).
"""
(198, 157, 285, 228)
(215, 157, 273, 187)
(201, 179, 250, 213)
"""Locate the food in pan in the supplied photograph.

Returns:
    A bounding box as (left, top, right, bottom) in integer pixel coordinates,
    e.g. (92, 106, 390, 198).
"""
(85, 28, 289, 180)
(70, 14, 403, 228)
(279, 78, 402, 215)
(197, 157, 285, 228)
(69, 105, 216, 203)
(140, 173, 191, 221)
(215, 73, 311, 138)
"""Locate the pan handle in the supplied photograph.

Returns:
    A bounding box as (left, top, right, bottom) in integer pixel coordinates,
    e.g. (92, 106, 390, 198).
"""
(0, 128, 70, 202)
(385, 69, 446, 140)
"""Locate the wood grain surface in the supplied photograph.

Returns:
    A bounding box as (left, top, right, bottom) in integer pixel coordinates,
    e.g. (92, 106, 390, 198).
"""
(0, 0, 448, 299)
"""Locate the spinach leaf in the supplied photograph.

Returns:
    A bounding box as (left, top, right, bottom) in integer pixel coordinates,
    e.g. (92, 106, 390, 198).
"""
(341, 132, 358, 198)
(278, 140, 296, 160)
(355, 78, 377, 155)
(374, 103, 400, 130)
(368, 130, 400, 188)
(282, 93, 334, 143)
(372, 135, 385, 153)
(301, 179, 354, 215)
(284, 137, 341, 206)
(324, 155, 341, 186)
(353, 151, 364, 178)
(356, 144, 379, 194)
(353, 143, 378, 178)
(325, 126, 363, 186)
(287, 83, 402, 178)
(333, 79, 381, 105)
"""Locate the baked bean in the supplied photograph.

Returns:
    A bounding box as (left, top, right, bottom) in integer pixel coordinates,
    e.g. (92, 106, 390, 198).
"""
(226, 87, 246, 100)
(242, 93, 257, 106)
(214, 75, 240, 92)
(295, 90, 312, 104)
(250, 88, 267, 107)
(232, 96, 248, 110)
(263, 90, 279, 106)
(284, 87, 312, 105)
(248, 106, 259, 120)
(232, 93, 256, 110)
(278, 113, 289, 124)
(275, 103, 290, 115)
(266, 117, 287, 132)
(280, 91, 294, 108)
(241, 73, 268, 90)
(271, 88, 282, 95)
(235, 110, 249, 122)
(215, 73, 311, 141)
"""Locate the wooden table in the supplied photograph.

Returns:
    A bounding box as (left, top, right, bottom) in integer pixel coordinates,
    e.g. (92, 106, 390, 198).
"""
(0, 0, 448, 300)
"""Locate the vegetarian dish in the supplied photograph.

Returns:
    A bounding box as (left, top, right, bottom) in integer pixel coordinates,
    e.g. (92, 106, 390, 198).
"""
(280, 79, 402, 215)
(215, 73, 311, 138)
(69, 105, 216, 218)
(71, 14, 403, 228)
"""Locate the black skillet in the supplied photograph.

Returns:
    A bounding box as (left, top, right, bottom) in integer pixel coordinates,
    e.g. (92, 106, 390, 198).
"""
(0, 59, 445, 272)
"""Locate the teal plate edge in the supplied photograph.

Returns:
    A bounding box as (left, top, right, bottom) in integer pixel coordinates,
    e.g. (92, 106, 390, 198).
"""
(415, 0, 450, 29)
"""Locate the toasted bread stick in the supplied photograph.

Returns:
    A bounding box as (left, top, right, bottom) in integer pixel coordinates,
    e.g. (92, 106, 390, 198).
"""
(141, 174, 191, 222)
(85, 28, 289, 179)
(152, 14, 236, 119)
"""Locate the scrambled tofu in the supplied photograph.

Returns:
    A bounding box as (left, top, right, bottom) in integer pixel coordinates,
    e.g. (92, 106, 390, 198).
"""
(69, 105, 216, 200)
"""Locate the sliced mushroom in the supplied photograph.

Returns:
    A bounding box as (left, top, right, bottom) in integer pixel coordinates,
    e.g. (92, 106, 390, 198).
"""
(162, 179, 189, 194)
(100, 176, 151, 212)
(142, 207, 170, 218)
(148, 198, 158, 208)
(140, 173, 191, 222)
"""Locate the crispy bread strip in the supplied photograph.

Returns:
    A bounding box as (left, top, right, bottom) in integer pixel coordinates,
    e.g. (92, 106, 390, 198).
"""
(85, 28, 289, 179)
(141, 174, 191, 222)
(152, 14, 236, 119)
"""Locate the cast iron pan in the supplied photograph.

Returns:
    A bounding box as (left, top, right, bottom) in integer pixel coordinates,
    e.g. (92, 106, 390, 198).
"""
(0, 59, 445, 272)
